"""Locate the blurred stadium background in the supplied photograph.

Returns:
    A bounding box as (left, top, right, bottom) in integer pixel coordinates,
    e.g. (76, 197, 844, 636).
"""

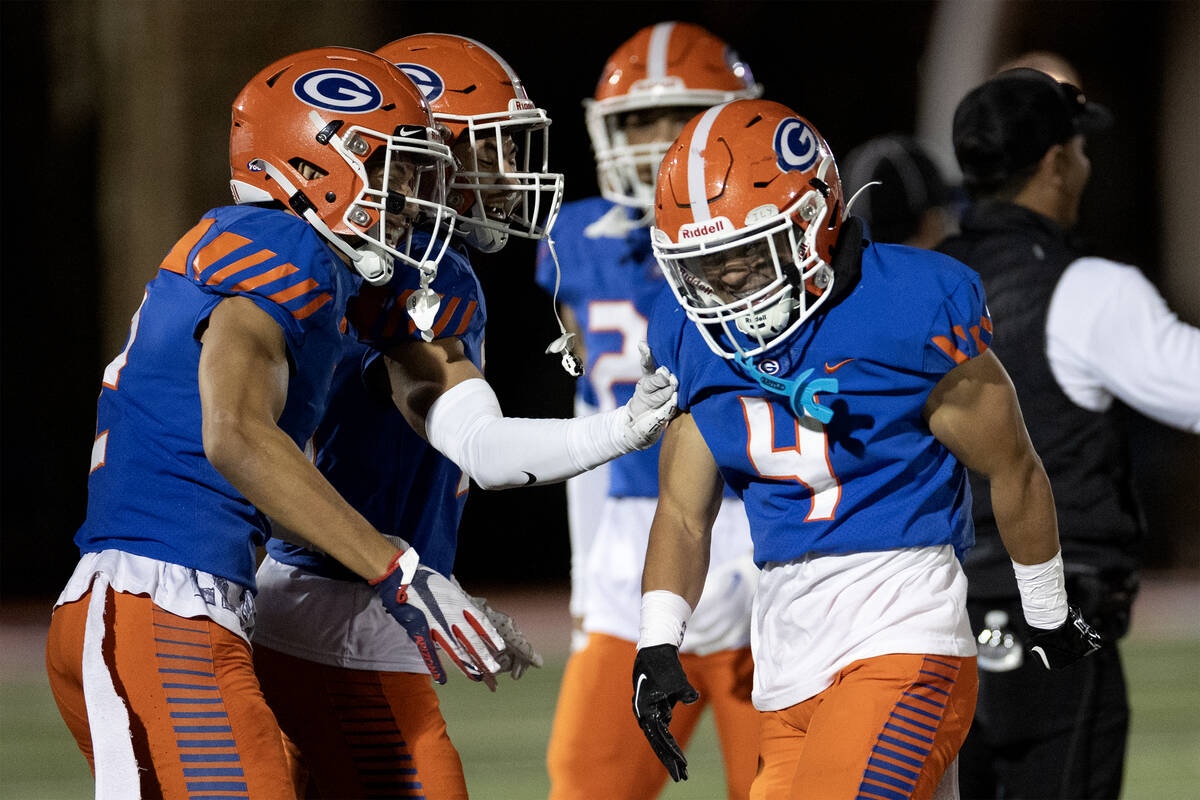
(2, 1, 1196, 796)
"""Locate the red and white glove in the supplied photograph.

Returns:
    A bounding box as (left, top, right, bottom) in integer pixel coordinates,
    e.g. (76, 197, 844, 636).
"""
(370, 549, 506, 689)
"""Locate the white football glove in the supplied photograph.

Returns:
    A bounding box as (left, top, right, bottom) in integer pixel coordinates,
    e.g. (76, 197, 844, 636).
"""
(372, 550, 506, 690)
(618, 343, 678, 450)
(452, 576, 544, 681)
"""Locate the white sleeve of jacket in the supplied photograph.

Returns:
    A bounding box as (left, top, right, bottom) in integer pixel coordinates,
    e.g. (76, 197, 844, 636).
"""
(424, 378, 637, 490)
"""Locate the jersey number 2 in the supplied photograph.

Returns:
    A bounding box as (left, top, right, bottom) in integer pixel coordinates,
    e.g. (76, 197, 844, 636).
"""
(92, 291, 148, 473)
(740, 395, 841, 521)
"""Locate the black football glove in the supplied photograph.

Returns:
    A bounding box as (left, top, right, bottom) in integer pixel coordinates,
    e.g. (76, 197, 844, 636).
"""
(1027, 605, 1103, 670)
(632, 644, 699, 782)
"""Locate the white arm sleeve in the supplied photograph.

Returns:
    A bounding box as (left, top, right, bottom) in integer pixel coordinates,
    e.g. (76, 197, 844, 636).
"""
(565, 394, 610, 621)
(424, 378, 637, 491)
(1046, 257, 1200, 432)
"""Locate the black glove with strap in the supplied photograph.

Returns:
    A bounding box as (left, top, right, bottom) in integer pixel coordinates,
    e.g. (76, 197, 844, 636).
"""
(1027, 605, 1103, 669)
(632, 644, 700, 782)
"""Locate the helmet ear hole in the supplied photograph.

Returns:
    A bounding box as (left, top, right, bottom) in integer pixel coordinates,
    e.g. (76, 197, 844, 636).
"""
(288, 158, 329, 181)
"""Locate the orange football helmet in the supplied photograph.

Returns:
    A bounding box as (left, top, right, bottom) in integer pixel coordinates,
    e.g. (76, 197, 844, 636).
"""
(377, 34, 563, 253)
(230, 47, 456, 285)
(652, 99, 845, 358)
(586, 22, 761, 213)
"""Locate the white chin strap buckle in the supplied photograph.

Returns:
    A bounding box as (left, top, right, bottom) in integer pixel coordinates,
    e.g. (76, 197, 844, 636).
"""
(407, 287, 440, 342)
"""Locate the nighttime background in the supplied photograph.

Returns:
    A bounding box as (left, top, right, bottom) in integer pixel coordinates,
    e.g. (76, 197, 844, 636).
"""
(2, 0, 1197, 601)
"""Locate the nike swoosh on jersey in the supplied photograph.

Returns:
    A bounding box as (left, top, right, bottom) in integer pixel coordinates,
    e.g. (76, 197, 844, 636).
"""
(523, 471, 537, 486)
(824, 358, 855, 373)
(634, 672, 649, 710)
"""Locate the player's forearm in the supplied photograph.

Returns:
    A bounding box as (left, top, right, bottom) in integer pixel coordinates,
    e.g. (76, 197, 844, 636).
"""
(203, 416, 397, 580)
(424, 378, 641, 490)
(642, 512, 711, 609)
(989, 448, 1061, 566)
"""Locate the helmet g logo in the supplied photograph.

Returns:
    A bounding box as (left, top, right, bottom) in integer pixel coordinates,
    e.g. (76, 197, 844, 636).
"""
(293, 69, 383, 113)
(774, 118, 819, 173)
(395, 63, 445, 104)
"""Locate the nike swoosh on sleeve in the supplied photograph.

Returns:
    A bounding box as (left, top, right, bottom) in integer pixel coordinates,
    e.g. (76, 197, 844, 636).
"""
(523, 472, 537, 486)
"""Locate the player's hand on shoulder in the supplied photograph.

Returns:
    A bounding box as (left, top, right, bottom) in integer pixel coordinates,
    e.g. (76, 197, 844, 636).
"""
(371, 549, 506, 689)
(1026, 605, 1103, 670)
(620, 343, 679, 450)
(452, 576, 544, 680)
(632, 643, 699, 782)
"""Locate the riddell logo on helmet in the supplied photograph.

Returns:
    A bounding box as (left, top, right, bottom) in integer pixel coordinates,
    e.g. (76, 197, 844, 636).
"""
(679, 217, 733, 241)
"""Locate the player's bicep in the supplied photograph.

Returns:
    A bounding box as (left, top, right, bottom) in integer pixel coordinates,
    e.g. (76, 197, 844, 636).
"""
(655, 412, 724, 536)
(198, 296, 290, 427)
(924, 349, 1035, 479)
(383, 337, 484, 438)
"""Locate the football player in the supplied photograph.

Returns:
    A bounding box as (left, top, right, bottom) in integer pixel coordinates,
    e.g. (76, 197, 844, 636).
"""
(44, 47, 509, 798)
(632, 99, 1104, 799)
(249, 34, 676, 799)
(538, 22, 762, 800)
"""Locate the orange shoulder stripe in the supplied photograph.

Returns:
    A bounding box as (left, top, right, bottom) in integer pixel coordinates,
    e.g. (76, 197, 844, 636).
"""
(207, 248, 277, 286)
(451, 300, 478, 337)
(232, 263, 300, 293)
(430, 297, 462, 337)
(292, 293, 332, 320)
(159, 218, 216, 275)
(382, 290, 416, 339)
(193, 231, 252, 274)
(931, 335, 969, 364)
(268, 278, 320, 305)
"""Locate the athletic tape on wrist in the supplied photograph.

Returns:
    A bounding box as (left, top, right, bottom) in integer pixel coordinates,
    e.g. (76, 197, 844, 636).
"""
(638, 590, 693, 650)
(1012, 550, 1069, 629)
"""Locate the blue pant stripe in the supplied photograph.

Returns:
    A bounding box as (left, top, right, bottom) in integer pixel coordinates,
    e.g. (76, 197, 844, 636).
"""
(187, 796, 249, 800)
(924, 657, 959, 670)
(183, 767, 245, 777)
(883, 721, 935, 745)
(152, 621, 206, 634)
(890, 711, 939, 733)
(154, 637, 211, 649)
(167, 697, 224, 704)
(912, 681, 952, 697)
(868, 756, 920, 782)
(158, 668, 216, 678)
(872, 745, 924, 769)
(173, 725, 233, 734)
(176, 739, 236, 748)
(863, 768, 916, 792)
(171, 711, 229, 719)
(857, 781, 908, 800)
(185, 781, 248, 792)
(877, 733, 931, 757)
(180, 753, 241, 762)
(161, 682, 219, 690)
(902, 691, 946, 709)
(156, 652, 215, 664)
(895, 701, 941, 721)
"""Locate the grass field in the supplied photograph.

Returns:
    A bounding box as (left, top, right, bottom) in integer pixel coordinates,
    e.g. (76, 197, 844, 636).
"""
(3, 585, 1198, 799)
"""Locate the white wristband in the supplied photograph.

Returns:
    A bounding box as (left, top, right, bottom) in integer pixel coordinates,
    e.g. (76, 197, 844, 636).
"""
(1012, 551, 1069, 630)
(638, 590, 693, 650)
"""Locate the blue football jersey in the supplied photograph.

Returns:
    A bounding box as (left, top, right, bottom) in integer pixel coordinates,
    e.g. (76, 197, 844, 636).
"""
(536, 197, 673, 498)
(267, 238, 486, 578)
(76, 206, 358, 588)
(648, 241, 992, 567)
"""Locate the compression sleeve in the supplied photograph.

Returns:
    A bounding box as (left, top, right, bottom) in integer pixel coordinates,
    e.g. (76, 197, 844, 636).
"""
(424, 378, 638, 490)
(564, 394, 611, 622)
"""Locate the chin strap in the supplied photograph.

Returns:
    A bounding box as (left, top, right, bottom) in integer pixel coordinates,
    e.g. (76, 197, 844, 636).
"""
(542, 236, 584, 377)
(732, 352, 838, 424)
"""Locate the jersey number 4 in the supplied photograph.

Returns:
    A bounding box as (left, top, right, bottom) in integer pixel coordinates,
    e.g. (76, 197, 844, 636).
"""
(740, 396, 841, 521)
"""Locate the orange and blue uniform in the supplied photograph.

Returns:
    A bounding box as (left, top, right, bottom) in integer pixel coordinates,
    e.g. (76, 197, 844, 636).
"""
(47, 205, 358, 799)
(647, 237, 990, 800)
